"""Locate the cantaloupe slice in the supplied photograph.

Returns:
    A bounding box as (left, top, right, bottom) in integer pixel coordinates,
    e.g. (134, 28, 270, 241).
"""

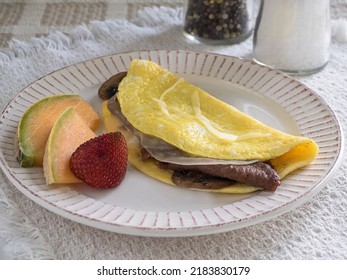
(43, 107, 96, 185)
(16, 94, 100, 167)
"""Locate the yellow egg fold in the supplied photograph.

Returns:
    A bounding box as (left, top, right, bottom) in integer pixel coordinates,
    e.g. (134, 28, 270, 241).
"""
(104, 59, 319, 193)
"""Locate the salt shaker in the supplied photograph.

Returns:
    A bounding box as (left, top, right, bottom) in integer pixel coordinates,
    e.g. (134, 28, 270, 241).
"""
(253, 0, 331, 75)
(183, 0, 254, 45)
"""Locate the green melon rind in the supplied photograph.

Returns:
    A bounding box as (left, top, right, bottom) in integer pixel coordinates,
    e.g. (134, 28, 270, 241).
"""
(16, 94, 84, 167)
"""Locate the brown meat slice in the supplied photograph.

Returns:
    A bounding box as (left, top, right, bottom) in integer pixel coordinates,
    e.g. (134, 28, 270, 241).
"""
(172, 170, 235, 190)
(160, 162, 280, 192)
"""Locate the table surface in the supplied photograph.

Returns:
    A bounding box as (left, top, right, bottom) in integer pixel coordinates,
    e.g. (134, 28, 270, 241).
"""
(0, 0, 184, 48)
(0, 0, 347, 260)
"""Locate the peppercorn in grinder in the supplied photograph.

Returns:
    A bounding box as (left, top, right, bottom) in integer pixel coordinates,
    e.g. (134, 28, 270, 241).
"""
(183, 0, 254, 45)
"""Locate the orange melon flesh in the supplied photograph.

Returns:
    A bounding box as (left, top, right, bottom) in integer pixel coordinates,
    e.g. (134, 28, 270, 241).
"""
(43, 107, 96, 184)
(17, 94, 100, 167)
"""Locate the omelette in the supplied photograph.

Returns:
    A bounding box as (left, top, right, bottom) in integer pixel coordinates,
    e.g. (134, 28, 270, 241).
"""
(102, 59, 318, 194)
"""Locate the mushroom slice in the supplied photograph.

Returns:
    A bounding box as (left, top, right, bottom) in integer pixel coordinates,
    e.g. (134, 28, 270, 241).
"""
(98, 72, 127, 100)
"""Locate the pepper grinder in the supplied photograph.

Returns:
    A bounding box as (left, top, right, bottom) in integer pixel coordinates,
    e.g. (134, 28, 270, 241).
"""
(183, 0, 254, 45)
(253, 0, 331, 75)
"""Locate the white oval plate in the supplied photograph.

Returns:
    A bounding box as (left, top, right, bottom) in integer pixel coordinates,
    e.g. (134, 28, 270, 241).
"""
(0, 50, 344, 236)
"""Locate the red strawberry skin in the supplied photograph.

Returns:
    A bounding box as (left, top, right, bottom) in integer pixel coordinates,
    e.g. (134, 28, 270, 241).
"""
(70, 132, 128, 189)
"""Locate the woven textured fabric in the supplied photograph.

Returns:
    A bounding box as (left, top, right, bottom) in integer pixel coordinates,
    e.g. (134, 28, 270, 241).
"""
(0, 0, 183, 48)
(0, 4, 346, 260)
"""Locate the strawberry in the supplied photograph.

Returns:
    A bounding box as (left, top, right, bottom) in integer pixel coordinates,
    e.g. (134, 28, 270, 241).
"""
(70, 132, 128, 189)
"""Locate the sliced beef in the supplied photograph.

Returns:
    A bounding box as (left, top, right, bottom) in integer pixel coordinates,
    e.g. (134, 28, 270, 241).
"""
(172, 170, 235, 190)
(160, 162, 280, 192)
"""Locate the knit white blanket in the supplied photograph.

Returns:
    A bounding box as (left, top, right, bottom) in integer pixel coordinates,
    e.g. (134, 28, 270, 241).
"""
(0, 6, 346, 260)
